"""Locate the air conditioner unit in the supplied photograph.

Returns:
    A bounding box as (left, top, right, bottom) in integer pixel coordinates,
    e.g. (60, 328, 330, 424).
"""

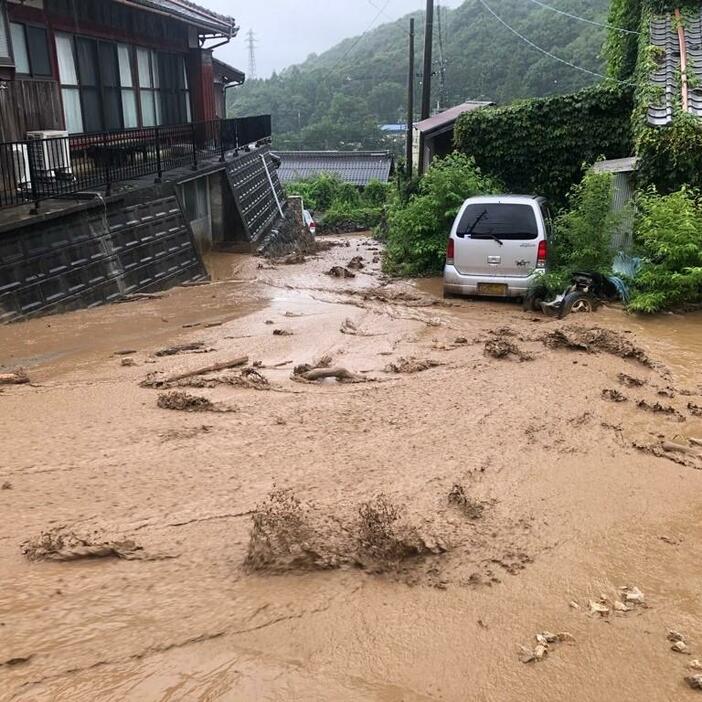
(26, 130, 73, 178)
(8, 144, 31, 190)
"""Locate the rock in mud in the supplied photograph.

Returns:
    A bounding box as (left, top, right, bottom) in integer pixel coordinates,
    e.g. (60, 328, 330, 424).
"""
(689, 660, 702, 671)
(668, 631, 687, 644)
(157, 391, 233, 413)
(688, 402, 702, 417)
(385, 357, 442, 374)
(326, 266, 356, 279)
(543, 327, 654, 367)
(602, 388, 628, 403)
(448, 484, 485, 520)
(2, 481, 12, 490)
(589, 600, 610, 616)
(0, 369, 29, 386)
(121, 358, 136, 367)
(278, 252, 307, 265)
(618, 373, 646, 388)
(347, 256, 365, 270)
(273, 329, 293, 336)
(484, 337, 534, 362)
(520, 644, 549, 664)
(686, 675, 702, 690)
(621, 585, 645, 605)
(21, 528, 146, 562)
(672, 641, 690, 654)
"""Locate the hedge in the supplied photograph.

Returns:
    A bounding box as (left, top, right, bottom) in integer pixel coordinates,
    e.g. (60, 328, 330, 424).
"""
(453, 84, 634, 207)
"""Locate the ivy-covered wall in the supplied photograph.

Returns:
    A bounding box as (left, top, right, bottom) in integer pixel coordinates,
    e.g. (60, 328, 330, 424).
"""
(453, 84, 634, 207)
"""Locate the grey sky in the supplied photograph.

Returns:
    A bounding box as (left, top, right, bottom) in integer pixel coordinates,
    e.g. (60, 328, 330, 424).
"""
(202, 0, 463, 78)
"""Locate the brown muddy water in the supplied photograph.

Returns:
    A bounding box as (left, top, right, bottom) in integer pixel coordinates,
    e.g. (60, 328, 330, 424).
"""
(1, 235, 701, 702)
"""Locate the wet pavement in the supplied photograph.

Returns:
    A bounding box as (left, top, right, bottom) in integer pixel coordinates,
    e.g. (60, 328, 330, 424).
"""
(1, 234, 701, 702)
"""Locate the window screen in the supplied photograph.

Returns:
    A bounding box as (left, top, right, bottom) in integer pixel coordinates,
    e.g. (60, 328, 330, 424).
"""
(457, 204, 539, 241)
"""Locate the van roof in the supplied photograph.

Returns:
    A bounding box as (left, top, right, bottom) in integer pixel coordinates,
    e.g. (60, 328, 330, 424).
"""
(464, 194, 547, 205)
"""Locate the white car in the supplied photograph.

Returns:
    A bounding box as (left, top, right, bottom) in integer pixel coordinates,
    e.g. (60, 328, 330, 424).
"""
(303, 209, 316, 236)
(443, 195, 552, 299)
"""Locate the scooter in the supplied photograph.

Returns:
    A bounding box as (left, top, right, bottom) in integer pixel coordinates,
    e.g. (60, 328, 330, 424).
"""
(526, 272, 621, 319)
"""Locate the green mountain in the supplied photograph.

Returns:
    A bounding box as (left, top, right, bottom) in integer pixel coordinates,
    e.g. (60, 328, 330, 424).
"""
(229, 0, 611, 151)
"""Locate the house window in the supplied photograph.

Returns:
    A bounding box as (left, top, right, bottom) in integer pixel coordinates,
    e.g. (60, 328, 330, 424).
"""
(118, 44, 137, 128)
(137, 47, 160, 127)
(55, 32, 83, 133)
(8, 23, 51, 76)
(158, 53, 191, 125)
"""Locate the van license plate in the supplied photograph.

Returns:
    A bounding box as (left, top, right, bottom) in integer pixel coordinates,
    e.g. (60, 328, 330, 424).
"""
(477, 283, 508, 296)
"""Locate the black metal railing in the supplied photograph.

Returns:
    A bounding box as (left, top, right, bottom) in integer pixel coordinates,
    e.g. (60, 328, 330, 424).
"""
(0, 115, 272, 212)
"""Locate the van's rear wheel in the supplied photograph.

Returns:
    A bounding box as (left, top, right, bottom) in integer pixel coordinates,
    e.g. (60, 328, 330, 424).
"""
(559, 292, 597, 318)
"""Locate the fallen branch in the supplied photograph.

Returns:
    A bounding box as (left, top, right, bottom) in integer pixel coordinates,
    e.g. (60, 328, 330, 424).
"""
(662, 441, 702, 458)
(141, 356, 249, 388)
(0, 370, 30, 386)
(299, 367, 363, 382)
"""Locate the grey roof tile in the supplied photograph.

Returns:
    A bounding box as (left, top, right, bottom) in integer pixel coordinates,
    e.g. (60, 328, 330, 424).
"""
(129, 0, 236, 35)
(274, 151, 394, 186)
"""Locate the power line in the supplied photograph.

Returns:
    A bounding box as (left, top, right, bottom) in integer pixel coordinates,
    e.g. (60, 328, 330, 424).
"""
(319, 0, 393, 82)
(477, 0, 634, 85)
(524, 0, 640, 35)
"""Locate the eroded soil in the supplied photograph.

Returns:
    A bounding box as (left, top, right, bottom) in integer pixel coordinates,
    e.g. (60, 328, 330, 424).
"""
(1, 235, 702, 701)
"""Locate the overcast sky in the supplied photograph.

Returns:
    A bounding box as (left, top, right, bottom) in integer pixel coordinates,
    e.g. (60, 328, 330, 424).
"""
(202, 0, 464, 78)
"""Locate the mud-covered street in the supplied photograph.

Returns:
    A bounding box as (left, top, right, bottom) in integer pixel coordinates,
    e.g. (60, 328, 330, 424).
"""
(1, 234, 702, 701)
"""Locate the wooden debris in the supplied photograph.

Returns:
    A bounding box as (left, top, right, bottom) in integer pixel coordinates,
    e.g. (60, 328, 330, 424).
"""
(0, 370, 29, 386)
(141, 356, 249, 388)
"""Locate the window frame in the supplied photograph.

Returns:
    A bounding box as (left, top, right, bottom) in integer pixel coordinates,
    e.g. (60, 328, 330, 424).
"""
(8, 21, 52, 78)
(0, 1, 12, 68)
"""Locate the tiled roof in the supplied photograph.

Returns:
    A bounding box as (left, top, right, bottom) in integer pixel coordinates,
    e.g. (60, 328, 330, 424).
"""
(274, 151, 394, 186)
(415, 101, 493, 135)
(127, 0, 237, 35)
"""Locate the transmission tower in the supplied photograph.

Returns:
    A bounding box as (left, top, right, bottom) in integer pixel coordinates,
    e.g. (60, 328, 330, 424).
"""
(246, 29, 258, 80)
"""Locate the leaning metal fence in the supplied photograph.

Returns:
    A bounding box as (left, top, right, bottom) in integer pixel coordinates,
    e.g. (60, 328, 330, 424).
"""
(0, 114, 272, 212)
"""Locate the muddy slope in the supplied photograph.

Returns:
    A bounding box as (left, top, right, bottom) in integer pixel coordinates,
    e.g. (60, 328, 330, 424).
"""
(1, 236, 702, 702)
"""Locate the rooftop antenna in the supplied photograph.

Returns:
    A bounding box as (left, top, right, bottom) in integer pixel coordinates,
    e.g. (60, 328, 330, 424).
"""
(246, 29, 258, 80)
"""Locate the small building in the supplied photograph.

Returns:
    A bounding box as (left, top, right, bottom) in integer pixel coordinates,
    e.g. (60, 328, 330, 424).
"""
(213, 58, 245, 120)
(0, 0, 284, 322)
(592, 156, 638, 251)
(275, 151, 394, 187)
(413, 101, 493, 174)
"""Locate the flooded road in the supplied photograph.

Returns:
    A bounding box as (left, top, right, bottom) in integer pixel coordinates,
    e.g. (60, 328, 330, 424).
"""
(1, 235, 701, 701)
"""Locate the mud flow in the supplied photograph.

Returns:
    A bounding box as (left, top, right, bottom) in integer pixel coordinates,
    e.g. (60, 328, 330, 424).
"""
(1, 234, 702, 701)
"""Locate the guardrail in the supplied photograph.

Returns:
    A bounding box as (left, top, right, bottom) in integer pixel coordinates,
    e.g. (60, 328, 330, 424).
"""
(0, 115, 272, 212)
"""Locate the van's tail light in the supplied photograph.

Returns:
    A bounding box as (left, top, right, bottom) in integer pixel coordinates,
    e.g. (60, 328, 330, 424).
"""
(446, 238, 455, 264)
(537, 240, 547, 268)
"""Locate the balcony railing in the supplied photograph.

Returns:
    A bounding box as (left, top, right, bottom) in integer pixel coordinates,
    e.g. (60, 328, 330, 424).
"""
(0, 115, 272, 212)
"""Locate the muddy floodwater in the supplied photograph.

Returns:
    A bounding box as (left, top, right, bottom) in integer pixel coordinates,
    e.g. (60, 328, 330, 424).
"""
(1, 235, 701, 702)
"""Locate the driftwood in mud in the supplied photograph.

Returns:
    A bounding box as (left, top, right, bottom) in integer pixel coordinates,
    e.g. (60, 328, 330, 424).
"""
(299, 367, 363, 382)
(0, 370, 29, 386)
(118, 292, 165, 303)
(661, 441, 702, 458)
(141, 356, 249, 388)
(154, 342, 207, 357)
(22, 529, 147, 562)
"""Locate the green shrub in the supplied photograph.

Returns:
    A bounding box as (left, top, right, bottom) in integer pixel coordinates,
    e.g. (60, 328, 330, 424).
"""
(629, 187, 702, 312)
(383, 153, 502, 276)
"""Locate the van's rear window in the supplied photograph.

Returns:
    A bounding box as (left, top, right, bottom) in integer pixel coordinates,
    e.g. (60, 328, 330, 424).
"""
(457, 204, 538, 241)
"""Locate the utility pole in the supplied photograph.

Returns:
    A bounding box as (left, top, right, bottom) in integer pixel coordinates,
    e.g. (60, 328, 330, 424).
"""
(406, 17, 415, 180)
(246, 29, 258, 80)
(421, 0, 434, 121)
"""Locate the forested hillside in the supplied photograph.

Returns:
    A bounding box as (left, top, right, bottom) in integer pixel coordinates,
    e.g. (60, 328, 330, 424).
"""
(228, 0, 611, 151)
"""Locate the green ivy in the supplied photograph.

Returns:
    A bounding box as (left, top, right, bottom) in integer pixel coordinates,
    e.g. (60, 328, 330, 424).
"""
(453, 84, 634, 208)
(604, 0, 642, 81)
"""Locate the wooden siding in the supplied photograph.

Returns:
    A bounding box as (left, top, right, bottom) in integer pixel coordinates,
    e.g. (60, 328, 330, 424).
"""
(0, 78, 63, 141)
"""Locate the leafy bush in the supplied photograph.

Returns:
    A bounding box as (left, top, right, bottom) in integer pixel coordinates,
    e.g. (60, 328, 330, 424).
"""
(629, 187, 702, 312)
(383, 153, 502, 276)
(454, 84, 633, 207)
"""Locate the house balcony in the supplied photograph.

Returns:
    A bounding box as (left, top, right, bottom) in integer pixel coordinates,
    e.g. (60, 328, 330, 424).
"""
(0, 115, 272, 218)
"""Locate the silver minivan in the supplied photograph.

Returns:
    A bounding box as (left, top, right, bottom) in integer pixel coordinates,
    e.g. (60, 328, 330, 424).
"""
(443, 195, 552, 299)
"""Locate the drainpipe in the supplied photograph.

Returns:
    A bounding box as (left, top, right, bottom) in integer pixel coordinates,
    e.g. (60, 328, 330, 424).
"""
(675, 9, 689, 112)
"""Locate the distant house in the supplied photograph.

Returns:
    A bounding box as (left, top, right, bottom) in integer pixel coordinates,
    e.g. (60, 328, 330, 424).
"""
(275, 151, 394, 187)
(213, 58, 245, 120)
(413, 101, 493, 174)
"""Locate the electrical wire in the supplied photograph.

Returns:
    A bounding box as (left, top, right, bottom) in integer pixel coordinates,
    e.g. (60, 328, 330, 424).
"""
(477, 0, 634, 85)
(318, 0, 393, 82)
(524, 0, 640, 35)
